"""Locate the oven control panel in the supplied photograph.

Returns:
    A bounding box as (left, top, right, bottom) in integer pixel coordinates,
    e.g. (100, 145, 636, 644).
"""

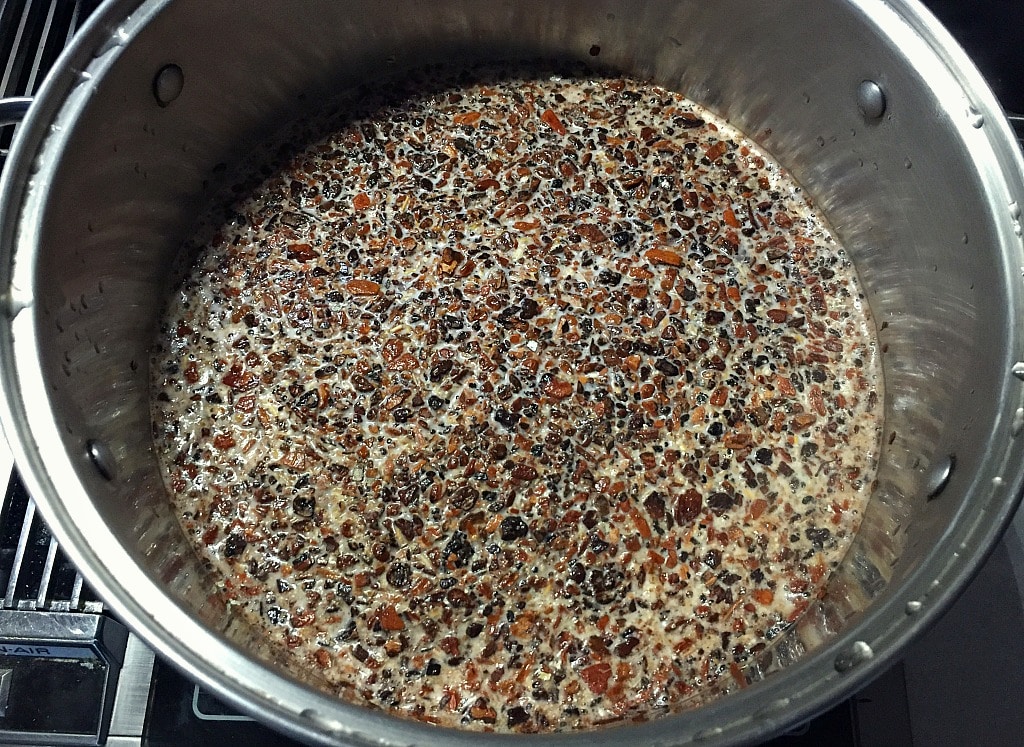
(0, 611, 127, 745)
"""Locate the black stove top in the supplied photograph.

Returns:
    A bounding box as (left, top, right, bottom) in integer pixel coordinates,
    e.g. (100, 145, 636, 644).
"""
(923, 0, 1024, 114)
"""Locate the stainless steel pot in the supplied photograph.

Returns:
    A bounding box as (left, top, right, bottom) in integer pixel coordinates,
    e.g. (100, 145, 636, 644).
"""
(1, 0, 1023, 744)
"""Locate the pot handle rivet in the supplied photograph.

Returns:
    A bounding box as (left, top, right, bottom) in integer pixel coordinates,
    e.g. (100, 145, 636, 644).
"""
(925, 453, 955, 500)
(86, 439, 116, 481)
(856, 80, 886, 120)
(153, 64, 184, 107)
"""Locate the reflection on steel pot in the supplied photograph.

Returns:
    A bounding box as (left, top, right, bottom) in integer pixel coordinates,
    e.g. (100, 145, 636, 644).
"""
(0, 1, 1023, 745)
(0, 98, 31, 127)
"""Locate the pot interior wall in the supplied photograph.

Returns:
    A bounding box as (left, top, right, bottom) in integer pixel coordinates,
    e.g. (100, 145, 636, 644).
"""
(8, 0, 1022, 737)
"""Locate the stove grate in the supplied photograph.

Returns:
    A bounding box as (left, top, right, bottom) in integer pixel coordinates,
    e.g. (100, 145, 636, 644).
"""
(0, 0, 99, 156)
(0, 0, 102, 613)
(0, 476, 102, 611)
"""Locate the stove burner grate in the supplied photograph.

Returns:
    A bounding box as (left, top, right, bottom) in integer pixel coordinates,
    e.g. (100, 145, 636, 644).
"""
(0, 477, 101, 612)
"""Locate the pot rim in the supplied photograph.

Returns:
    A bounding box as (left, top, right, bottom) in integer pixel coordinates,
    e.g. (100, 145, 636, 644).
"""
(1, 1, 1023, 745)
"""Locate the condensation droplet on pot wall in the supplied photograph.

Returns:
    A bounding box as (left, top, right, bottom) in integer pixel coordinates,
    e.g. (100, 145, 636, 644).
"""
(694, 725, 725, 741)
(834, 640, 873, 673)
(1012, 408, 1024, 437)
(753, 697, 792, 721)
(299, 708, 345, 734)
(3, 289, 30, 320)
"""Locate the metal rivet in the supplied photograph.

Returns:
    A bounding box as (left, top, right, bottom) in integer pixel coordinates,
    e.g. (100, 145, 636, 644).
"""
(925, 454, 955, 500)
(905, 600, 922, 615)
(856, 80, 886, 120)
(834, 640, 874, 673)
(1012, 362, 1024, 381)
(153, 64, 184, 107)
(86, 440, 115, 481)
